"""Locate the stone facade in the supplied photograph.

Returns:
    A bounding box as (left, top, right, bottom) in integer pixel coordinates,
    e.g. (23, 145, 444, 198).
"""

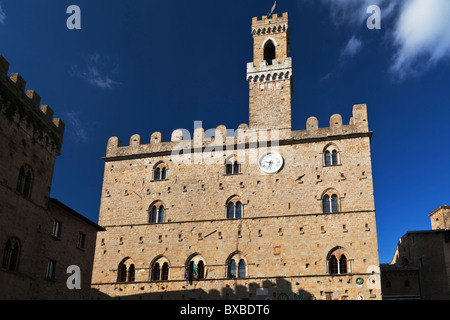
(381, 206, 450, 300)
(91, 12, 381, 300)
(0, 54, 103, 299)
(429, 206, 450, 230)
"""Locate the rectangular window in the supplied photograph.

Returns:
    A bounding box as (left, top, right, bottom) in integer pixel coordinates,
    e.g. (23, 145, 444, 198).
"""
(46, 259, 56, 280)
(52, 220, 62, 238)
(77, 232, 86, 249)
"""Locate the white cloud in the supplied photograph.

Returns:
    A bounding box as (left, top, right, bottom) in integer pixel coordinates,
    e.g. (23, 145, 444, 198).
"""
(318, 0, 382, 26)
(71, 53, 120, 89)
(312, 0, 450, 79)
(341, 36, 362, 57)
(63, 111, 88, 143)
(390, 0, 450, 78)
(0, 3, 6, 24)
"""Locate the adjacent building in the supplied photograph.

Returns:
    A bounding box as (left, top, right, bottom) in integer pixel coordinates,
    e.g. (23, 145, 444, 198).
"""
(381, 206, 450, 300)
(0, 54, 104, 299)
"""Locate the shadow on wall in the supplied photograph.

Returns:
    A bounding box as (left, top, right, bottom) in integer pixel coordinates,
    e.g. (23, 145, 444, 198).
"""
(90, 278, 315, 300)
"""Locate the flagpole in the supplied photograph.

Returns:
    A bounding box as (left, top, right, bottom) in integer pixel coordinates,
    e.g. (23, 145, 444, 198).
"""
(268, 1, 277, 18)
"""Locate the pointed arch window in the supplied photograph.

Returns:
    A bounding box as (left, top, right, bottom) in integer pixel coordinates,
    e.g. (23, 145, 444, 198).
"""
(118, 264, 127, 282)
(2, 238, 20, 272)
(128, 264, 135, 282)
(227, 200, 243, 219)
(323, 144, 340, 166)
(339, 255, 348, 274)
(238, 259, 246, 278)
(152, 262, 161, 281)
(227, 252, 247, 279)
(225, 157, 240, 175)
(264, 40, 276, 65)
(161, 262, 169, 280)
(16, 166, 33, 198)
(323, 195, 331, 213)
(153, 162, 168, 181)
(186, 254, 206, 283)
(327, 247, 349, 275)
(235, 202, 242, 219)
(227, 202, 235, 219)
(329, 255, 338, 274)
(229, 260, 237, 278)
(149, 202, 165, 223)
(151, 257, 170, 281)
(117, 258, 135, 282)
(197, 260, 205, 279)
(322, 190, 340, 213)
(331, 194, 338, 213)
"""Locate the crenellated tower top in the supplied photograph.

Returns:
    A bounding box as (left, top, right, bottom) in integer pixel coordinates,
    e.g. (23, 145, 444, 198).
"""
(0, 54, 65, 155)
(250, 12, 290, 66)
(247, 12, 293, 131)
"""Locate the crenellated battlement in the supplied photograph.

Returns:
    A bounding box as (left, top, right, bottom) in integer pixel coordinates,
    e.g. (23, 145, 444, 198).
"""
(104, 104, 370, 160)
(0, 54, 65, 155)
(252, 12, 288, 28)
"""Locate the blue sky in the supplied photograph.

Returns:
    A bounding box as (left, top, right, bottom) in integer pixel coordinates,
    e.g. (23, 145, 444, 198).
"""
(1, 0, 449, 264)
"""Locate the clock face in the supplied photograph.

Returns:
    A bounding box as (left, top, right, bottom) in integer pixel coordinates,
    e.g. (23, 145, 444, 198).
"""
(258, 151, 284, 174)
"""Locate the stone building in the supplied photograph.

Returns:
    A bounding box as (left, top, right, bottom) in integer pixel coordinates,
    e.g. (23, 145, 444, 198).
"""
(91, 12, 382, 300)
(381, 206, 450, 300)
(0, 54, 103, 299)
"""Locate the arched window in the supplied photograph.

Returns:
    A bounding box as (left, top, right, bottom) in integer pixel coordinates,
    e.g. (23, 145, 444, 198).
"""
(339, 255, 348, 274)
(153, 162, 168, 181)
(233, 161, 239, 174)
(149, 202, 165, 223)
(229, 260, 237, 278)
(16, 166, 33, 198)
(324, 151, 331, 166)
(151, 256, 170, 281)
(161, 262, 169, 280)
(227, 202, 235, 219)
(151, 206, 158, 223)
(155, 168, 161, 180)
(226, 196, 243, 219)
(264, 40, 276, 65)
(329, 255, 338, 274)
(332, 150, 338, 165)
(2, 238, 20, 272)
(117, 258, 135, 282)
(327, 247, 349, 275)
(118, 264, 127, 282)
(227, 252, 247, 279)
(197, 260, 205, 279)
(159, 206, 165, 223)
(331, 194, 338, 213)
(323, 144, 340, 166)
(152, 262, 161, 280)
(186, 254, 206, 283)
(225, 157, 240, 175)
(128, 264, 135, 282)
(322, 190, 340, 213)
(238, 259, 246, 278)
(323, 195, 331, 213)
(235, 202, 242, 219)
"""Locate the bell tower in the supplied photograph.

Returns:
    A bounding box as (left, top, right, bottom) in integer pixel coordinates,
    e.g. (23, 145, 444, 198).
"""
(247, 12, 293, 131)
